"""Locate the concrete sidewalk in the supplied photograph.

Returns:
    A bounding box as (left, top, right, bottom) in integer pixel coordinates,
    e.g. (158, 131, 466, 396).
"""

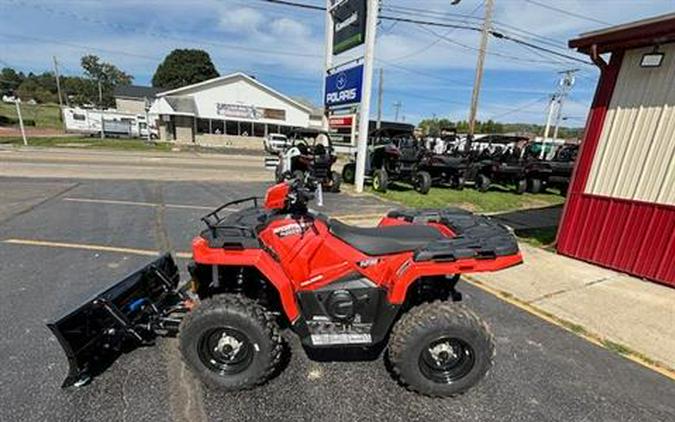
(468, 243, 675, 373)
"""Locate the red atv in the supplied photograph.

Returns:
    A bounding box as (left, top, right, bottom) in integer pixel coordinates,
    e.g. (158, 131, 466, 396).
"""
(49, 179, 522, 397)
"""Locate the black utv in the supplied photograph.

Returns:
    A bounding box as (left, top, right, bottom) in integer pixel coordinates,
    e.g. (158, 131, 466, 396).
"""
(342, 128, 432, 194)
(524, 144, 579, 195)
(467, 135, 530, 194)
(275, 128, 341, 192)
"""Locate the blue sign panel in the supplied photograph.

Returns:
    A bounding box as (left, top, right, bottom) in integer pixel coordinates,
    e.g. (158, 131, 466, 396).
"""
(325, 64, 363, 108)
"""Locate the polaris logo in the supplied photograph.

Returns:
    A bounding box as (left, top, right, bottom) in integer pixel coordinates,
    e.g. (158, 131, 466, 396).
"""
(326, 89, 357, 105)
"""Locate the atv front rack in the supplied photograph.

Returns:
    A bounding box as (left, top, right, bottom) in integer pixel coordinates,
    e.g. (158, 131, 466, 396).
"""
(201, 196, 261, 231)
(47, 255, 191, 388)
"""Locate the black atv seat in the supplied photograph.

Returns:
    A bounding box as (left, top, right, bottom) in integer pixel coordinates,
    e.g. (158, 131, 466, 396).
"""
(329, 219, 444, 256)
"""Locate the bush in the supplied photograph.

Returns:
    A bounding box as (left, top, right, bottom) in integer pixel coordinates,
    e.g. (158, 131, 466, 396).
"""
(0, 115, 36, 127)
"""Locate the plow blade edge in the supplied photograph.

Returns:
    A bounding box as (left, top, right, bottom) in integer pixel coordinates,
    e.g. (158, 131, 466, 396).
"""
(47, 254, 182, 388)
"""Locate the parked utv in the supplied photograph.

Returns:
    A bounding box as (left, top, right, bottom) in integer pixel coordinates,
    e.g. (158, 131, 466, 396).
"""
(467, 135, 530, 194)
(342, 128, 432, 194)
(275, 128, 341, 192)
(48, 177, 522, 397)
(524, 144, 579, 195)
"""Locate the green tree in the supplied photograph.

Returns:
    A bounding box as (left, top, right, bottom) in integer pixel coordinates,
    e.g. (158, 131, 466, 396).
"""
(0, 67, 25, 96)
(152, 49, 219, 89)
(80, 55, 133, 107)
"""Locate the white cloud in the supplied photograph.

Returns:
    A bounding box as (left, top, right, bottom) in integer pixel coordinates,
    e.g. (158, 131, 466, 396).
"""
(219, 7, 265, 33)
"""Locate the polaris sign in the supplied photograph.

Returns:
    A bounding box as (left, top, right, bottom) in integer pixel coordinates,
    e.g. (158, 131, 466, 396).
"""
(325, 64, 363, 108)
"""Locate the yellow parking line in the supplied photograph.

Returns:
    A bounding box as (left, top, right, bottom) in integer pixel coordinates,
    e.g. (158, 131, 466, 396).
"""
(463, 275, 675, 381)
(63, 197, 221, 211)
(3, 238, 191, 259)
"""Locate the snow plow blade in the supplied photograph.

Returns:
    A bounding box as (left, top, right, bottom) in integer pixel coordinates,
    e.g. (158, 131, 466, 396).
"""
(47, 254, 188, 388)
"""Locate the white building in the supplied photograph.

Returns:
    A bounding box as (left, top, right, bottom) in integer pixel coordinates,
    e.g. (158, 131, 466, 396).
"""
(149, 73, 315, 143)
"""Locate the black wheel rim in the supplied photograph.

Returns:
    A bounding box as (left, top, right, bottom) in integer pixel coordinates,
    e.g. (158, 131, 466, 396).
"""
(419, 336, 475, 384)
(344, 167, 354, 182)
(198, 327, 255, 375)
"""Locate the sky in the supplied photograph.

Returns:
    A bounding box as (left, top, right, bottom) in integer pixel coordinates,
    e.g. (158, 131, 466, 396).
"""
(0, 0, 673, 125)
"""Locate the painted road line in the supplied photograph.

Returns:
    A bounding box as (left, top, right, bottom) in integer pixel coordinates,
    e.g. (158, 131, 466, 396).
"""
(62, 197, 238, 212)
(463, 275, 675, 381)
(2, 238, 192, 259)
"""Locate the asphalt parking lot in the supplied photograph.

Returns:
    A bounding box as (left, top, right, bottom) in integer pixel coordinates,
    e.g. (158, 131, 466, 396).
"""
(1, 177, 674, 422)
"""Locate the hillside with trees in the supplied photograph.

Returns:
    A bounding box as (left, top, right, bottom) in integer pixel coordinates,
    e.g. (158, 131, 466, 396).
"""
(417, 117, 584, 139)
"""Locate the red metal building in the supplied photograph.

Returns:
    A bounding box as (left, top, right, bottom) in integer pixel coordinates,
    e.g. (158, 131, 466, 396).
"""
(558, 13, 675, 287)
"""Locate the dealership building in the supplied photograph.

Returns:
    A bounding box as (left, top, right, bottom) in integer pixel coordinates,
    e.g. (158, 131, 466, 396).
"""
(148, 73, 321, 143)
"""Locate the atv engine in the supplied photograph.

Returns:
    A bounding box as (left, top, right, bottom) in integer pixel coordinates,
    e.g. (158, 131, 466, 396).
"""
(296, 275, 397, 347)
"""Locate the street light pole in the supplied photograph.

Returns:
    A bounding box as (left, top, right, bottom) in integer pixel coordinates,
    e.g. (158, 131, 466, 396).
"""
(15, 99, 27, 146)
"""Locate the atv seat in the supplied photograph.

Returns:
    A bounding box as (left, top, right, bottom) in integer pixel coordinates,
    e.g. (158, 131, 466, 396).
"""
(329, 219, 443, 256)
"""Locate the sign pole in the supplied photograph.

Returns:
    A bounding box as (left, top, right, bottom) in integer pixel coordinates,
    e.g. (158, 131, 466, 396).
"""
(323, 0, 334, 130)
(354, 0, 378, 193)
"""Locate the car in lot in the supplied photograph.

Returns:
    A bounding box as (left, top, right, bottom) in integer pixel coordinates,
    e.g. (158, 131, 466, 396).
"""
(263, 133, 289, 154)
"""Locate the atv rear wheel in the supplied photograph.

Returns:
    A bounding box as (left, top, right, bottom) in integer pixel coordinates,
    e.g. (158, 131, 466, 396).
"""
(342, 163, 356, 184)
(330, 171, 342, 193)
(413, 171, 432, 194)
(476, 174, 490, 193)
(388, 301, 494, 397)
(372, 169, 388, 193)
(528, 178, 542, 194)
(515, 178, 527, 195)
(452, 175, 465, 190)
(179, 295, 282, 391)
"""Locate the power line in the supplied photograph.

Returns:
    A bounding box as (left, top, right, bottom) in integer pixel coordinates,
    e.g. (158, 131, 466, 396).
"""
(260, 0, 592, 65)
(385, 0, 486, 63)
(523, 0, 613, 26)
(487, 95, 549, 120)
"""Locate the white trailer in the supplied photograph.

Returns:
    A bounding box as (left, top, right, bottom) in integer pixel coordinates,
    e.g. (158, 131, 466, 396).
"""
(62, 107, 157, 138)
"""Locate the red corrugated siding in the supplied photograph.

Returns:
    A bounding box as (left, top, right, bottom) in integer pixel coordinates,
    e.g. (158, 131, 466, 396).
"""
(557, 50, 675, 287)
(559, 195, 675, 287)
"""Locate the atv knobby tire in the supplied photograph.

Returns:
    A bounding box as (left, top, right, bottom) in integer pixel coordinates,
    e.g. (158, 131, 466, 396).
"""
(372, 169, 388, 193)
(476, 174, 490, 193)
(528, 178, 542, 194)
(179, 295, 282, 391)
(388, 301, 494, 397)
(414, 171, 432, 195)
(342, 163, 356, 184)
(330, 171, 342, 193)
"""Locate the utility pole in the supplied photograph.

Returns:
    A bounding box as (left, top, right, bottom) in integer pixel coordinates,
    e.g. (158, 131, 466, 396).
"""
(15, 99, 27, 145)
(552, 69, 577, 141)
(53, 56, 64, 108)
(393, 100, 402, 122)
(466, 0, 494, 152)
(541, 69, 577, 159)
(376, 68, 383, 129)
(353, 0, 379, 193)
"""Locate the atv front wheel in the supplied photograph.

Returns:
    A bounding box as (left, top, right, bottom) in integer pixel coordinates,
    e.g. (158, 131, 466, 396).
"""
(330, 171, 342, 193)
(413, 171, 432, 194)
(388, 301, 494, 397)
(342, 163, 356, 184)
(372, 169, 388, 193)
(179, 295, 282, 391)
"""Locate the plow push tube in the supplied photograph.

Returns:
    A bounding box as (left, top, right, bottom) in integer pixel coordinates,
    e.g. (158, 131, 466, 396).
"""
(47, 254, 186, 388)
